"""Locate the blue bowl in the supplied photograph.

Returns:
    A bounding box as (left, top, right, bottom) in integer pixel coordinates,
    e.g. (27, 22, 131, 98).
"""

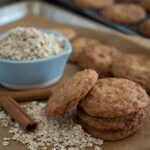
(0, 29, 72, 90)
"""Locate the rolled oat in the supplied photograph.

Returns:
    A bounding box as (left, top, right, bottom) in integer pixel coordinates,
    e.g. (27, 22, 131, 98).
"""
(0, 27, 65, 61)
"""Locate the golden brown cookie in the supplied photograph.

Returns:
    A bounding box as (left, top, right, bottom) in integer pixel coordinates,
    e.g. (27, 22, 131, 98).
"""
(112, 54, 150, 92)
(78, 109, 147, 141)
(69, 37, 100, 63)
(73, 0, 114, 9)
(101, 4, 146, 24)
(117, 0, 138, 2)
(138, 0, 150, 12)
(45, 69, 98, 118)
(139, 19, 150, 37)
(78, 43, 121, 78)
(79, 78, 149, 118)
(51, 28, 76, 41)
(77, 106, 146, 131)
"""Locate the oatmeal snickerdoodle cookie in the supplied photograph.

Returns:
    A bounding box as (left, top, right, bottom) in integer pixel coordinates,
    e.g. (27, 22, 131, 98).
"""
(51, 28, 76, 41)
(79, 78, 149, 118)
(139, 19, 150, 37)
(73, 0, 114, 9)
(69, 37, 100, 63)
(138, 0, 150, 12)
(77, 106, 146, 131)
(101, 4, 146, 24)
(45, 69, 98, 118)
(78, 43, 121, 78)
(112, 54, 150, 92)
(117, 0, 138, 2)
(78, 111, 147, 141)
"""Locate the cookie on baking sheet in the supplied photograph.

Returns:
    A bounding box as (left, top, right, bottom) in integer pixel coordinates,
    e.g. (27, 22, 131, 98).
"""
(45, 69, 98, 118)
(117, 0, 138, 2)
(79, 78, 149, 118)
(78, 43, 121, 78)
(78, 110, 147, 141)
(101, 4, 146, 24)
(139, 19, 150, 37)
(138, 0, 150, 12)
(69, 37, 100, 63)
(73, 0, 114, 9)
(77, 106, 146, 131)
(51, 28, 76, 41)
(112, 54, 150, 92)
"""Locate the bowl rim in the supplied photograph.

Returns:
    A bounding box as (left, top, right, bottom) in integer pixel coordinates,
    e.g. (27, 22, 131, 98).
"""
(0, 28, 72, 64)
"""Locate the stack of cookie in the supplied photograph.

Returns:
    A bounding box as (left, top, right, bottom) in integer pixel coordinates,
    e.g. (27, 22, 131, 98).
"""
(45, 69, 150, 141)
(78, 78, 149, 141)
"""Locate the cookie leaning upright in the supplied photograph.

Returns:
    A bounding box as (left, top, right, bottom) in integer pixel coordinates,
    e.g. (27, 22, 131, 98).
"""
(78, 43, 121, 78)
(101, 4, 146, 24)
(45, 69, 98, 118)
(112, 54, 150, 92)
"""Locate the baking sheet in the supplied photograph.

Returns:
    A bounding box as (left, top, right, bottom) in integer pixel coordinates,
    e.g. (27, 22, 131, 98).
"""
(54, 0, 150, 37)
(0, 14, 150, 150)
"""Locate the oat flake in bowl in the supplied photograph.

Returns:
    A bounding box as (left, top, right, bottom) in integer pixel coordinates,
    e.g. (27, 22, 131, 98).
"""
(0, 27, 72, 90)
(0, 27, 65, 61)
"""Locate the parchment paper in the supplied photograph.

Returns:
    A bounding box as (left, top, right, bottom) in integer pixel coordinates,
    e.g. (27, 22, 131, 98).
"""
(0, 14, 150, 150)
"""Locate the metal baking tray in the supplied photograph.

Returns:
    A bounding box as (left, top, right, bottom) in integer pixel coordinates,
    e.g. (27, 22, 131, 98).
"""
(53, 0, 150, 37)
(0, 0, 116, 33)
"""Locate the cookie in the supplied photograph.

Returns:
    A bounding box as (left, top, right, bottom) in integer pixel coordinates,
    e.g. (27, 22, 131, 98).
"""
(138, 0, 150, 12)
(69, 37, 100, 63)
(73, 0, 114, 9)
(78, 43, 121, 78)
(139, 19, 150, 37)
(77, 106, 146, 131)
(101, 4, 146, 24)
(78, 110, 147, 141)
(117, 0, 138, 2)
(45, 69, 98, 118)
(112, 54, 150, 92)
(79, 78, 149, 118)
(51, 28, 76, 41)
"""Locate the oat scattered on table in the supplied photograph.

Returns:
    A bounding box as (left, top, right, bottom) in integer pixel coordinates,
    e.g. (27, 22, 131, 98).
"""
(0, 102, 103, 150)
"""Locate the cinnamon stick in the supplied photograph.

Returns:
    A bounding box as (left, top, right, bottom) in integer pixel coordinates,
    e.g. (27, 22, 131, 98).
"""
(0, 96, 37, 131)
(0, 88, 51, 102)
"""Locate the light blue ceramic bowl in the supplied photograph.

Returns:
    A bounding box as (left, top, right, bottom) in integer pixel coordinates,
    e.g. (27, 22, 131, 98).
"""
(0, 29, 72, 90)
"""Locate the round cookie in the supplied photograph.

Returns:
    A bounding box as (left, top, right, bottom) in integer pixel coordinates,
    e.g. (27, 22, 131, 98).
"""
(51, 28, 76, 41)
(139, 19, 150, 37)
(69, 37, 100, 63)
(112, 54, 150, 92)
(78, 43, 121, 78)
(79, 78, 149, 118)
(45, 69, 98, 118)
(73, 0, 114, 9)
(101, 4, 146, 24)
(117, 0, 138, 2)
(77, 106, 146, 131)
(78, 109, 147, 141)
(138, 0, 150, 12)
